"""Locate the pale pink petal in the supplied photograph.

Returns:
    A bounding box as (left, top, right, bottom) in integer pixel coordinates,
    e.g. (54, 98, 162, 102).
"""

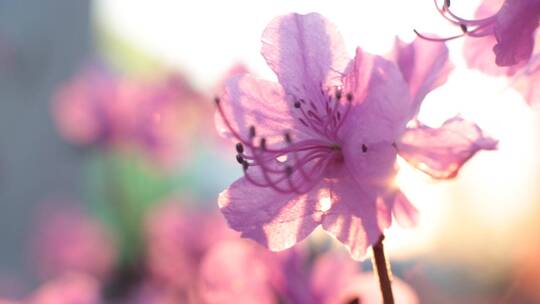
(198, 240, 280, 304)
(386, 190, 419, 228)
(261, 13, 349, 101)
(493, 0, 540, 66)
(511, 53, 540, 105)
(397, 117, 498, 179)
(321, 166, 393, 260)
(390, 37, 453, 118)
(218, 176, 326, 252)
(341, 48, 411, 143)
(215, 74, 313, 146)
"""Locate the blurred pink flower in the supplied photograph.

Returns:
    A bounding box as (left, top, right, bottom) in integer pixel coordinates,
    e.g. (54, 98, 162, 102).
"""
(52, 66, 210, 166)
(199, 240, 418, 304)
(424, 0, 540, 105)
(216, 13, 497, 259)
(143, 200, 236, 298)
(31, 206, 117, 280)
(26, 273, 101, 304)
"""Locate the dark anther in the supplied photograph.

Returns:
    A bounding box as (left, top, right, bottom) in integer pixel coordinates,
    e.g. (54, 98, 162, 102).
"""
(460, 24, 468, 33)
(392, 142, 397, 149)
(346, 297, 360, 304)
(284, 132, 292, 143)
(294, 101, 301, 108)
(361, 144, 368, 153)
(242, 160, 249, 171)
(236, 154, 244, 164)
(260, 137, 267, 150)
(235, 142, 244, 154)
(285, 166, 293, 176)
(335, 89, 342, 100)
(249, 126, 256, 138)
(214, 97, 220, 104)
(346, 93, 353, 102)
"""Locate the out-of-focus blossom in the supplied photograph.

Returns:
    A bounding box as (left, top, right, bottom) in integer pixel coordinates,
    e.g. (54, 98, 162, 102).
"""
(199, 239, 418, 304)
(422, 0, 540, 105)
(31, 206, 117, 280)
(215, 12, 496, 259)
(52, 65, 210, 166)
(26, 273, 101, 304)
(143, 200, 236, 300)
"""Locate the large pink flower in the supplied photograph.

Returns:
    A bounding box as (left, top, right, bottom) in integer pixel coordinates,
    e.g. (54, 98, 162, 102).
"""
(216, 13, 497, 259)
(198, 240, 418, 304)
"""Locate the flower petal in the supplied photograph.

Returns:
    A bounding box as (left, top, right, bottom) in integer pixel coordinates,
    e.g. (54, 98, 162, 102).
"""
(390, 37, 453, 119)
(320, 167, 392, 260)
(397, 117, 498, 179)
(493, 0, 540, 66)
(215, 74, 313, 145)
(341, 48, 411, 143)
(218, 176, 325, 251)
(261, 13, 349, 102)
(511, 53, 540, 105)
(386, 190, 419, 228)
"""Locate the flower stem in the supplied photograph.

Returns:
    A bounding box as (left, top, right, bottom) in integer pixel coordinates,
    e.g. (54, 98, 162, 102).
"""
(372, 234, 394, 304)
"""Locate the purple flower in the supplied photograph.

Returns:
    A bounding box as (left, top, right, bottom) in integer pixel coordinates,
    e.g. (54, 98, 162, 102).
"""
(198, 240, 419, 304)
(422, 0, 540, 105)
(422, 0, 540, 67)
(216, 13, 497, 259)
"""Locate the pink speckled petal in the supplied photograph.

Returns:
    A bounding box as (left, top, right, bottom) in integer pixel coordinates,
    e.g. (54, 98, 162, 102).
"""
(397, 117, 498, 179)
(218, 175, 326, 251)
(390, 37, 454, 118)
(261, 13, 349, 102)
(215, 74, 313, 146)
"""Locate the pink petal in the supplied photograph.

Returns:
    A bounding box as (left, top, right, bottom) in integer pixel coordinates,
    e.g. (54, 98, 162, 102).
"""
(397, 117, 498, 179)
(261, 13, 349, 102)
(493, 0, 540, 66)
(198, 240, 280, 304)
(215, 74, 313, 146)
(320, 167, 393, 260)
(386, 190, 419, 228)
(341, 48, 411, 143)
(218, 176, 325, 251)
(390, 37, 454, 118)
(511, 53, 540, 105)
(463, 0, 524, 75)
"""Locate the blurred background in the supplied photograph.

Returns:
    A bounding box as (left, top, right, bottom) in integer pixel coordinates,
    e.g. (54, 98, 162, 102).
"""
(1, 0, 540, 302)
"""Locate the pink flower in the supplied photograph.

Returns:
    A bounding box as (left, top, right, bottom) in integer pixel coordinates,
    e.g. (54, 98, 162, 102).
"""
(52, 65, 208, 166)
(215, 13, 497, 259)
(422, 0, 540, 67)
(31, 206, 117, 280)
(422, 0, 540, 105)
(143, 201, 236, 296)
(198, 240, 418, 304)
